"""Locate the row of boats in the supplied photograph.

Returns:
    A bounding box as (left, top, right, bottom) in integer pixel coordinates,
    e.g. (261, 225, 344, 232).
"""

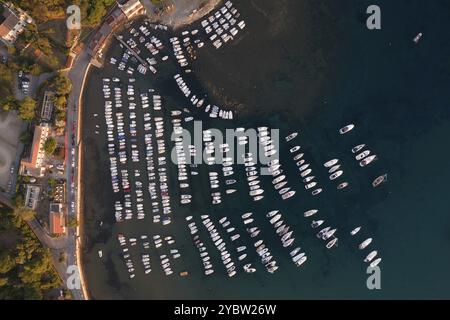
(101, 77, 174, 224)
(323, 158, 349, 190)
(303, 209, 339, 249)
(266, 210, 308, 267)
(200, 0, 246, 49)
(174, 73, 234, 119)
(350, 227, 382, 268)
(259, 127, 296, 201)
(285, 132, 324, 196)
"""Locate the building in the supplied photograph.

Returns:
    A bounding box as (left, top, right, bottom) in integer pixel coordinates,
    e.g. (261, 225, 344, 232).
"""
(20, 123, 50, 177)
(0, 3, 32, 45)
(40, 91, 54, 122)
(49, 203, 66, 235)
(119, 0, 144, 19)
(24, 185, 40, 210)
(87, 0, 145, 61)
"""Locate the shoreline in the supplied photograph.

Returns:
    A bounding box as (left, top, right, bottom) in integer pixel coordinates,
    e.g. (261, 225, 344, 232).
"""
(75, 62, 91, 301)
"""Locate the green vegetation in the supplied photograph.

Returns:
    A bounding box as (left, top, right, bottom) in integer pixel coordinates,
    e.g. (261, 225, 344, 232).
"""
(0, 204, 61, 299)
(43, 137, 57, 155)
(19, 130, 33, 145)
(67, 216, 78, 228)
(17, 97, 37, 121)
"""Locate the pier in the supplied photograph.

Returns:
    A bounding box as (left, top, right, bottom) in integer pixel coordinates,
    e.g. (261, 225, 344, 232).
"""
(113, 33, 149, 67)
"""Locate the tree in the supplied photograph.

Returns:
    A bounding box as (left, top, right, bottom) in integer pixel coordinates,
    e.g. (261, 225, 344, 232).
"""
(14, 208, 36, 222)
(67, 216, 78, 228)
(44, 137, 57, 155)
(18, 97, 37, 121)
(51, 74, 72, 96)
(20, 130, 33, 145)
(0, 277, 8, 287)
(0, 253, 15, 274)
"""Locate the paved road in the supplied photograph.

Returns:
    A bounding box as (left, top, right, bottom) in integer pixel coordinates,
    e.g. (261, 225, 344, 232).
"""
(63, 49, 91, 300)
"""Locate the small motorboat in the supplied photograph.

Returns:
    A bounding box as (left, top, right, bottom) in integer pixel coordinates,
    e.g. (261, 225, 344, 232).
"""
(282, 190, 295, 200)
(290, 146, 301, 153)
(329, 170, 343, 180)
(413, 32, 423, 44)
(285, 132, 298, 142)
(293, 153, 304, 161)
(355, 150, 371, 161)
(370, 258, 382, 268)
(326, 238, 338, 249)
(304, 209, 318, 217)
(350, 226, 361, 236)
(311, 220, 324, 228)
(266, 210, 279, 218)
(359, 238, 373, 250)
(328, 165, 341, 174)
(352, 144, 365, 154)
(372, 174, 387, 187)
(337, 182, 349, 190)
(359, 155, 377, 167)
(339, 124, 355, 134)
(364, 250, 378, 263)
(311, 188, 323, 196)
(324, 159, 339, 168)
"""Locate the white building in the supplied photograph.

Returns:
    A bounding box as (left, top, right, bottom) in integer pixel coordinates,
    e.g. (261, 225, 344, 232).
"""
(0, 3, 32, 45)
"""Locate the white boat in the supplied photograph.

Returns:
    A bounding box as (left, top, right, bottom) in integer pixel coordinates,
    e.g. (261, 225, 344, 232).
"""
(226, 189, 236, 194)
(311, 220, 324, 228)
(359, 238, 373, 250)
(324, 159, 339, 168)
(281, 231, 293, 242)
(303, 176, 315, 183)
(279, 187, 291, 195)
(295, 256, 307, 267)
(290, 247, 301, 257)
(283, 238, 295, 247)
(242, 212, 253, 219)
(296, 159, 305, 167)
(304, 209, 318, 217)
(352, 144, 365, 154)
(326, 238, 338, 249)
(364, 250, 378, 263)
(305, 182, 317, 190)
(298, 164, 310, 172)
(282, 190, 295, 200)
(274, 181, 287, 190)
(237, 246, 246, 252)
(270, 214, 282, 224)
(98, 250, 103, 258)
(243, 218, 254, 225)
(322, 228, 337, 240)
(317, 227, 330, 238)
(370, 258, 382, 268)
(290, 146, 301, 153)
(254, 240, 263, 247)
(311, 188, 323, 196)
(328, 164, 341, 174)
(329, 170, 343, 180)
(300, 169, 312, 178)
(350, 226, 361, 236)
(337, 182, 349, 190)
(266, 210, 279, 218)
(339, 124, 355, 134)
(413, 32, 423, 44)
(356, 150, 371, 161)
(285, 132, 298, 142)
(225, 179, 236, 185)
(272, 175, 286, 184)
(359, 155, 377, 167)
(293, 153, 304, 161)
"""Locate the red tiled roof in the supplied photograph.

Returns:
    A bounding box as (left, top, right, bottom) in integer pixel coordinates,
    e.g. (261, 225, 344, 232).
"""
(50, 212, 65, 235)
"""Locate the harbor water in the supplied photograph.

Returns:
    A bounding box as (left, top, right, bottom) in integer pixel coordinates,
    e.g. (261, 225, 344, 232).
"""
(80, 0, 450, 299)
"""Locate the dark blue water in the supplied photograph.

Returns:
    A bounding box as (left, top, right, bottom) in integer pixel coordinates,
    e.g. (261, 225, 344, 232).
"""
(81, 0, 450, 299)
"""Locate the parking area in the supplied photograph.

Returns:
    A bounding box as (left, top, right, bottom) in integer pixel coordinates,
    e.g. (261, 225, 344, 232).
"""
(0, 111, 23, 195)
